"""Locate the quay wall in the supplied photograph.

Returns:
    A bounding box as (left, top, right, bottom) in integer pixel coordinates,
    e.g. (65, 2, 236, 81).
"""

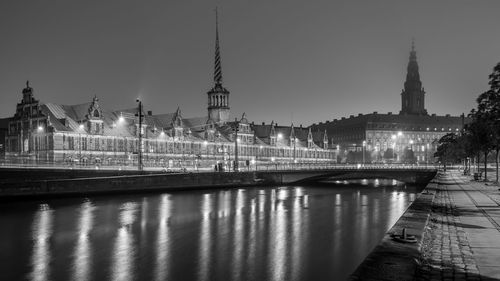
(349, 174, 439, 280)
(0, 168, 437, 198)
(0, 171, 261, 197)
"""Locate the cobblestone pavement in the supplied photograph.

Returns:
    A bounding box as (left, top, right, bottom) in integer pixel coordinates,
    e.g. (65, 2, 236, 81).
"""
(416, 171, 500, 281)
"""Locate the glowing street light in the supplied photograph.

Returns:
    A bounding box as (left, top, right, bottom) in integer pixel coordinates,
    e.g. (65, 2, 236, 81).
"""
(362, 140, 366, 166)
(37, 126, 44, 132)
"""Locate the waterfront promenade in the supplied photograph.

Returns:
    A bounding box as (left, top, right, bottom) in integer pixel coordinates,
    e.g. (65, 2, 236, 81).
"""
(352, 170, 500, 280)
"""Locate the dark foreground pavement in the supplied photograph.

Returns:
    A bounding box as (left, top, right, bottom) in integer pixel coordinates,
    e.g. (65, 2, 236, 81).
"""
(351, 171, 500, 281)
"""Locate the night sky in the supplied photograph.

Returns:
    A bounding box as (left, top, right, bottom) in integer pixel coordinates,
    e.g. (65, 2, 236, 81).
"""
(1, 0, 500, 126)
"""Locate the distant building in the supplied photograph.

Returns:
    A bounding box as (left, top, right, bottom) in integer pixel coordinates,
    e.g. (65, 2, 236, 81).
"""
(311, 42, 468, 164)
(3, 12, 333, 168)
(0, 117, 9, 158)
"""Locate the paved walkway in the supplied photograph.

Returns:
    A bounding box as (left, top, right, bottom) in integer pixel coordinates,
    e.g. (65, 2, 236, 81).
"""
(416, 171, 500, 281)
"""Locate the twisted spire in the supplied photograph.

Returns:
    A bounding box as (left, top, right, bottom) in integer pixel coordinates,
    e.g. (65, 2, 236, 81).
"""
(214, 7, 223, 85)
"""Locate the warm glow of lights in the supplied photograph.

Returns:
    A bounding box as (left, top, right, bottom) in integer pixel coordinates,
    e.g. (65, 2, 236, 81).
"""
(203, 141, 208, 146)
(37, 126, 43, 132)
(391, 134, 396, 140)
(79, 124, 84, 130)
(397, 131, 403, 136)
(277, 133, 283, 139)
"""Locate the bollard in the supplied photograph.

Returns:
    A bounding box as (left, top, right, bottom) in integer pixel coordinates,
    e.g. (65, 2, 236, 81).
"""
(390, 227, 417, 243)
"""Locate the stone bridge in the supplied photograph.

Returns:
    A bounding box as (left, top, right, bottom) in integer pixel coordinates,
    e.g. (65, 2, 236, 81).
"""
(256, 167, 437, 185)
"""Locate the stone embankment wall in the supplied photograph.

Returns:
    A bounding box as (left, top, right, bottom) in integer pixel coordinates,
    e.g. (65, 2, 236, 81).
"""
(349, 175, 438, 280)
(0, 171, 262, 197)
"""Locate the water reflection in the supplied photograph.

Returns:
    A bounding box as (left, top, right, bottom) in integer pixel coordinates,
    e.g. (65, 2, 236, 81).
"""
(71, 200, 95, 281)
(198, 194, 212, 281)
(111, 202, 138, 281)
(270, 189, 287, 281)
(29, 204, 54, 281)
(3, 181, 423, 281)
(291, 188, 304, 281)
(155, 195, 171, 281)
(232, 190, 246, 280)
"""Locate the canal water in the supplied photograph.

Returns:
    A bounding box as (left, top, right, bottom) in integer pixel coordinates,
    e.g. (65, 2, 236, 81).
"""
(0, 180, 423, 281)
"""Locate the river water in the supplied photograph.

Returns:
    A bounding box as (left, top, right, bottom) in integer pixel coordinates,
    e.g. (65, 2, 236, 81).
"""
(0, 180, 422, 281)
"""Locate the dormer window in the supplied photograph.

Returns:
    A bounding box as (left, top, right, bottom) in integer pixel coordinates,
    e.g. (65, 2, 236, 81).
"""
(93, 109, 100, 118)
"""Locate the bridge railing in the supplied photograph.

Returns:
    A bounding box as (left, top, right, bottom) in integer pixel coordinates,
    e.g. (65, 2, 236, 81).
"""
(250, 162, 438, 172)
(0, 159, 439, 173)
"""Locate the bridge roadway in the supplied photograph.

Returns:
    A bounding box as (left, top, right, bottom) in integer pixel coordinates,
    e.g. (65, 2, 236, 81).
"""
(256, 165, 437, 185)
(0, 164, 437, 198)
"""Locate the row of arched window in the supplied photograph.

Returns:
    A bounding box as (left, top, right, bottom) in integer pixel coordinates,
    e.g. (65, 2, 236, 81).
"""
(209, 94, 228, 107)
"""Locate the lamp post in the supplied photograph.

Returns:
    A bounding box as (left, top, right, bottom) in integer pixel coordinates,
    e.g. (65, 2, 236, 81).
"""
(362, 140, 366, 167)
(409, 140, 414, 164)
(233, 120, 240, 172)
(293, 137, 296, 165)
(78, 124, 84, 166)
(136, 99, 144, 171)
(36, 126, 44, 165)
(391, 134, 396, 162)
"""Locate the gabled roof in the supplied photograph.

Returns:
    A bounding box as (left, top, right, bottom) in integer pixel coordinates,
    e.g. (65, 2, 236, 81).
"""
(252, 124, 273, 139)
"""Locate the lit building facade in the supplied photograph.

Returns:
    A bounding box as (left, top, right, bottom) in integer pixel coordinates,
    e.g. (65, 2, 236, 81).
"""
(2, 12, 334, 168)
(311, 42, 468, 164)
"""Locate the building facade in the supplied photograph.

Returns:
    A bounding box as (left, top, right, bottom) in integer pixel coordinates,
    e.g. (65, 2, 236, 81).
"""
(311, 42, 468, 164)
(2, 12, 334, 169)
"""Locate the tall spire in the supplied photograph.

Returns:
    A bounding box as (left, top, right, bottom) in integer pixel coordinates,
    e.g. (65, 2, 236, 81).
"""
(207, 8, 230, 124)
(406, 39, 420, 87)
(400, 39, 427, 115)
(409, 38, 417, 62)
(214, 7, 223, 85)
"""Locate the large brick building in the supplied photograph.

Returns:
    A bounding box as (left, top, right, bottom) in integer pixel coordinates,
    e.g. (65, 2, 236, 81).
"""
(2, 13, 334, 169)
(311, 42, 467, 164)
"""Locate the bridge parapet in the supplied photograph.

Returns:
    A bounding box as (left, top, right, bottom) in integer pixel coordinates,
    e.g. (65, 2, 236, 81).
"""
(256, 168, 437, 185)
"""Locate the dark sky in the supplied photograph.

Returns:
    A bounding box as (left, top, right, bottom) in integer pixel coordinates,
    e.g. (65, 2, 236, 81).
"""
(1, 0, 500, 126)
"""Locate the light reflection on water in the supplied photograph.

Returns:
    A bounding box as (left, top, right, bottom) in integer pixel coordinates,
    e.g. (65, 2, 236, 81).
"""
(71, 201, 94, 281)
(111, 202, 138, 281)
(155, 195, 171, 281)
(30, 204, 53, 281)
(0, 180, 423, 281)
